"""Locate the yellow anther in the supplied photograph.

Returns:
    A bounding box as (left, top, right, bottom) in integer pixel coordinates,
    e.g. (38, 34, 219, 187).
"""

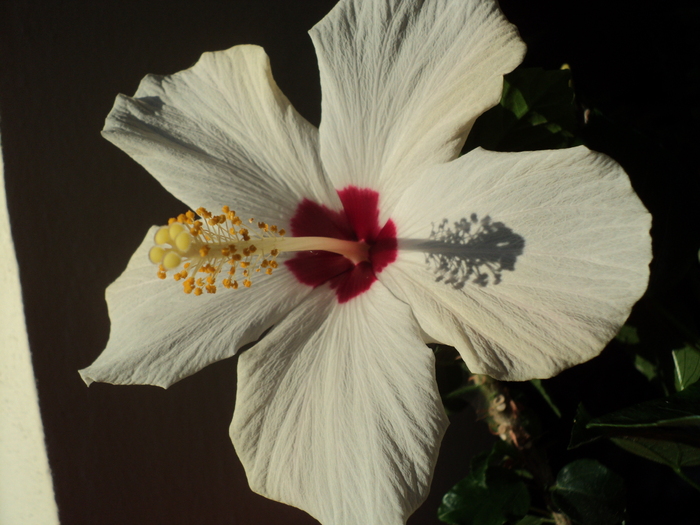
(168, 217, 177, 225)
(163, 251, 182, 270)
(197, 207, 212, 219)
(279, 229, 286, 236)
(155, 227, 170, 246)
(152, 205, 307, 297)
(149, 246, 165, 264)
(175, 231, 193, 252)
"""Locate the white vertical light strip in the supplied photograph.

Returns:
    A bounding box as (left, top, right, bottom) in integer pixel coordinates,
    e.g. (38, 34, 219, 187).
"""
(0, 125, 60, 523)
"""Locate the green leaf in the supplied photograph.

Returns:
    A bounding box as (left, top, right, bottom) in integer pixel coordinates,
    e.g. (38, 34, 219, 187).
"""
(568, 384, 700, 488)
(673, 345, 700, 391)
(515, 516, 545, 525)
(587, 381, 700, 437)
(464, 67, 579, 153)
(438, 466, 530, 525)
(568, 404, 598, 449)
(633, 354, 658, 382)
(530, 379, 561, 418)
(550, 460, 625, 525)
(611, 436, 700, 468)
(615, 325, 640, 345)
(470, 440, 516, 488)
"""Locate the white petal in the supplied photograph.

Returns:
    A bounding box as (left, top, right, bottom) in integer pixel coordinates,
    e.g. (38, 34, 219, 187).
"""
(310, 0, 526, 218)
(380, 147, 651, 380)
(103, 45, 339, 226)
(232, 284, 448, 525)
(80, 227, 312, 388)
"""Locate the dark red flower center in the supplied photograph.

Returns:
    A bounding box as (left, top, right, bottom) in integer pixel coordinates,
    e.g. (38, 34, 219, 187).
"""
(285, 186, 398, 303)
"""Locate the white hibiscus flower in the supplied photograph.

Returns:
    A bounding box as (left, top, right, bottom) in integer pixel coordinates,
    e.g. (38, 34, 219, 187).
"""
(80, 0, 651, 523)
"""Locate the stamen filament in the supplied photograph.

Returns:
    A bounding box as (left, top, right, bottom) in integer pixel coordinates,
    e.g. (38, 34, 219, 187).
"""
(150, 206, 370, 295)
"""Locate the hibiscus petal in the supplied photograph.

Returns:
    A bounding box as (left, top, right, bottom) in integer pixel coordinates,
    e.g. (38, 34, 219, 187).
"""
(380, 147, 651, 380)
(232, 284, 448, 525)
(102, 45, 339, 226)
(80, 227, 312, 388)
(310, 0, 526, 218)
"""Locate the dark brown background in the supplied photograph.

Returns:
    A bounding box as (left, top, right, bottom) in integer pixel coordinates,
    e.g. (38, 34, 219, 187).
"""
(2, 0, 696, 524)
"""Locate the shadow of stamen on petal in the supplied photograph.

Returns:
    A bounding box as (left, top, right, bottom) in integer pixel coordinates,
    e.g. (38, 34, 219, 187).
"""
(401, 215, 525, 289)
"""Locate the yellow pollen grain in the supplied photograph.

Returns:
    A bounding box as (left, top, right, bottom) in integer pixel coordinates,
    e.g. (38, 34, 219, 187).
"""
(265, 268, 273, 275)
(199, 245, 210, 257)
(155, 227, 170, 246)
(194, 288, 203, 296)
(163, 251, 181, 270)
(243, 279, 252, 287)
(175, 231, 192, 252)
(206, 285, 216, 294)
(149, 246, 165, 264)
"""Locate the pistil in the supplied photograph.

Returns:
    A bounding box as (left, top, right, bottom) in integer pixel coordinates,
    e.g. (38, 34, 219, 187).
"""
(148, 206, 370, 296)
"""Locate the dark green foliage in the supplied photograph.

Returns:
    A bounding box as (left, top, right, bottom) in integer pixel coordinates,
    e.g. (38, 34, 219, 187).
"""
(550, 460, 625, 525)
